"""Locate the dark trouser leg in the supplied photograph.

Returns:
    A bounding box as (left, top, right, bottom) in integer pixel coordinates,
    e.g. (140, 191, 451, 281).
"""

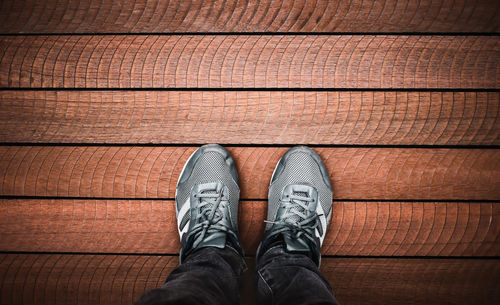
(256, 247, 339, 305)
(136, 247, 247, 305)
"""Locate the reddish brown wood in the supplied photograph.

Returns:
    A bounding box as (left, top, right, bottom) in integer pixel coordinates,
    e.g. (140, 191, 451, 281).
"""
(0, 254, 498, 305)
(0, 254, 176, 305)
(0, 199, 498, 256)
(0, 90, 498, 145)
(1, 36, 498, 88)
(0, 0, 498, 33)
(0, 146, 498, 200)
(320, 257, 500, 305)
(0, 1, 497, 304)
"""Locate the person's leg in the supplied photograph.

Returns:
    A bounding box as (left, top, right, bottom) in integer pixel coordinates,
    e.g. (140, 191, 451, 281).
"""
(136, 246, 246, 305)
(256, 146, 339, 305)
(256, 245, 338, 305)
(136, 144, 245, 305)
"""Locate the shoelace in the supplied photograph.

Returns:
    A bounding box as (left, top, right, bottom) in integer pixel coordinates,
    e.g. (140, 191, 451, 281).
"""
(264, 194, 322, 242)
(189, 187, 231, 248)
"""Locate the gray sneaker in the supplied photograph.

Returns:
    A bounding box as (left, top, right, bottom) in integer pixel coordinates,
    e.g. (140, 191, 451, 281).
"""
(175, 144, 242, 262)
(256, 146, 333, 266)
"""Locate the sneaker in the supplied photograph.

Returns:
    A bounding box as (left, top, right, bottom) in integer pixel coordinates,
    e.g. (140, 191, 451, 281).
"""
(256, 146, 333, 266)
(175, 144, 242, 262)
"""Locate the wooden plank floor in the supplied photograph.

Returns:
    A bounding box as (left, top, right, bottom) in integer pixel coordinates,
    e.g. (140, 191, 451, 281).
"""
(1, 36, 498, 88)
(0, 91, 498, 145)
(0, 1, 499, 305)
(0, 0, 499, 33)
(1, 199, 498, 256)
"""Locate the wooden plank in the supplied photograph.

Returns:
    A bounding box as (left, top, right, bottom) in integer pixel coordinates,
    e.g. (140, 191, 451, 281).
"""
(1, 199, 498, 256)
(321, 258, 500, 305)
(0, 0, 499, 33)
(0, 254, 498, 305)
(0, 146, 498, 200)
(1, 36, 498, 89)
(1, 90, 498, 145)
(0, 254, 176, 305)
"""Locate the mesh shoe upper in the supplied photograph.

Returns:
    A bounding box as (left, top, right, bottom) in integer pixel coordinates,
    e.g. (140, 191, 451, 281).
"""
(175, 144, 241, 262)
(258, 146, 333, 266)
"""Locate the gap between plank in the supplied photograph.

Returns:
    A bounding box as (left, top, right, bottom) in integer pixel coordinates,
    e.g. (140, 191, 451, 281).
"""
(0, 195, 498, 203)
(0, 143, 499, 149)
(0, 32, 499, 36)
(1, 251, 499, 259)
(0, 88, 499, 92)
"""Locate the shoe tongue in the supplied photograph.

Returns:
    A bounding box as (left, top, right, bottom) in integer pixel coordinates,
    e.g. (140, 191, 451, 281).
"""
(295, 191, 308, 198)
(283, 191, 314, 252)
(288, 191, 308, 223)
(195, 232, 227, 249)
(200, 189, 218, 210)
(283, 233, 312, 253)
(193, 187, 228, 249)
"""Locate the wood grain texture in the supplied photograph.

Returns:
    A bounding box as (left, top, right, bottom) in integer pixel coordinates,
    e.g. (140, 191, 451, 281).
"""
(0, 254, 499, 305)
(0, 0, 499, 33)
(0, 146, 498, 200)
(1, 199, 498, 256)
(1, 35, 498, 89)
(1, 90, 498, 145)
(0, 254, 176, 305)
(321, 257, 500, 305)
